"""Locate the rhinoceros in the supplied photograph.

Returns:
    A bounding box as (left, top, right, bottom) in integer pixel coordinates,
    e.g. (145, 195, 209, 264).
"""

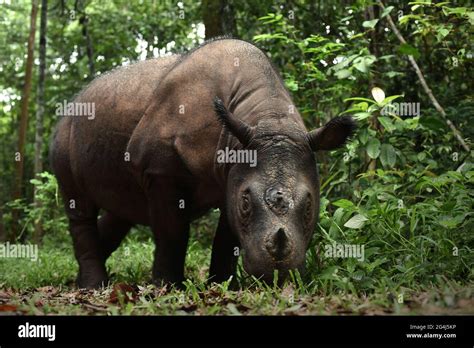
(50, 38, 355, 288)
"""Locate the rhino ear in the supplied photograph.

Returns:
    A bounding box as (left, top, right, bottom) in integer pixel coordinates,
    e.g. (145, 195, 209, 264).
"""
(307, 116, 356, 151)
(213, 96, 254, 146)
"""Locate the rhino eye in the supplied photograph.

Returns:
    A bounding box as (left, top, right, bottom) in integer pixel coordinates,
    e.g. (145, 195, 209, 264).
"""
(240, 189, 251, 218)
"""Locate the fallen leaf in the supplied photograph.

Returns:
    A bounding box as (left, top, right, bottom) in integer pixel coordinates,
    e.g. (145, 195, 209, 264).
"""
(0, 304, 18, 312)
(109, 283, 138, 304)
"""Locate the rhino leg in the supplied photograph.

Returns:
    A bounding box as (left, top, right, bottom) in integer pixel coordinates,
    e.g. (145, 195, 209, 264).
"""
(98, 212, 134, 261)
(208, 212, 240, 284)
(147, 179, 190, 287)
(55, 173, 107, 288)
(67, 205, 108, 289)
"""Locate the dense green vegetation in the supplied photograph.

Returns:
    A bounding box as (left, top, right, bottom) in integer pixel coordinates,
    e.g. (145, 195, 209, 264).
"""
(0, 0, 472, 315)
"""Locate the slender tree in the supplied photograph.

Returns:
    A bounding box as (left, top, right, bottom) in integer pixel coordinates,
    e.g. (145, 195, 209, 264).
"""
(33, 0, 48, 242)
(202, 0, 236, 40)
(12, 0, 39, 239)
(80, 14, 95, 78)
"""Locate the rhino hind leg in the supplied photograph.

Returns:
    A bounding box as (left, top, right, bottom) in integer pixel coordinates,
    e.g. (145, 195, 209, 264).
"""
(69, 214, 109, 289)
(208, 211, 240, 284)
(57, 172, 108, 289)
(98, 211, 134, 261)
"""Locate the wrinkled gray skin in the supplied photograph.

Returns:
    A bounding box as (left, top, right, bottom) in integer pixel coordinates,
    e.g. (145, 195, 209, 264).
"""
(50, 38, 355, 288)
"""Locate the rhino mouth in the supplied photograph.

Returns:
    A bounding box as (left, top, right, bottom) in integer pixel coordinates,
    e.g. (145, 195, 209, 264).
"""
(241, 248, 303, 284)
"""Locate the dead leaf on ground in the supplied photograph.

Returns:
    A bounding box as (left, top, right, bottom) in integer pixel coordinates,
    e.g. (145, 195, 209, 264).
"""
(36, 286, 58, 295)
(0, 304, 18, 312)
(109, 283, 138, 304)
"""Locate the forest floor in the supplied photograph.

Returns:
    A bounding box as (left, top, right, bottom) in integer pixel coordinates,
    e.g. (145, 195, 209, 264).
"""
(1, 227, 473, 316)
(1, 282, 473, 315)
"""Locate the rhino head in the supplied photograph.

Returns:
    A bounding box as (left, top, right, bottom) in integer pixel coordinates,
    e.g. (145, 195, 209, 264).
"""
(214, 97, 356, 283)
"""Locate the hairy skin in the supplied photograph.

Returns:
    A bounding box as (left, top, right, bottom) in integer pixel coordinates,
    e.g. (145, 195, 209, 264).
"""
(50, 38, 355, 288)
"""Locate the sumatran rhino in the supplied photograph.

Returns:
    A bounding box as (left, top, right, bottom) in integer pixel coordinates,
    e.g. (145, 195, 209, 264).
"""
(50, 38, 355, 289)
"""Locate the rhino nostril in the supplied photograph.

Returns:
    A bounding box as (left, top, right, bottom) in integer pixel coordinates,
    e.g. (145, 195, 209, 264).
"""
(275, 228, 287, 247)
(266, 228, 291, 261)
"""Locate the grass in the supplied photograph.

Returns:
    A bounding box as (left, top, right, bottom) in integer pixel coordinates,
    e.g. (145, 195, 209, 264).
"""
(0, 206, 473, 315)
(1, 170, 473, 315)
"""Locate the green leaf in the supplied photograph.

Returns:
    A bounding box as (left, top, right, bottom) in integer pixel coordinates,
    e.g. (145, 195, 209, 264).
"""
(344, 97, 377, 104)
(362, 19, 379, 29)
(358, 129, 369, 144)
(435, 25, 453, 41)
(409, 1, 432, 5)
(436, 27, 450, 39)
(385, 71, 404, 78)
(468, 12, 474, 25)
(380, 144, 397, 168)
(320, 266, 339, 280)
(381, 6, 394, 18)
(378, 116, 396, 132)
(442, 6, 468, 16)
(331, 54, 358, 70)
(334, 69, 352, 79)
(344, 214, 368, 229)
(367, 104, 380, 113)
(367, 138, 381, 159)
(284, 79, 298, 91)
(353, 55, 376, 73)
(397, 43, 420, 59)
(439, 215, 465, 229)
(332, 199, 355, 209)
(417, 152, 427, 161)
(381, 94, 403, 106)
(353, 112, 372, 120)
(253, 33, 288, 42)
(333, 208, 346, 225)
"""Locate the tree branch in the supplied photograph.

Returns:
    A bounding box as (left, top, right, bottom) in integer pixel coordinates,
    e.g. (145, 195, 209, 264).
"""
(377, 0, 470, 153)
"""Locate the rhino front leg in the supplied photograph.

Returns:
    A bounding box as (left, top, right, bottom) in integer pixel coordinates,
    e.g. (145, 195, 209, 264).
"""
(147, 179, 190, 287)
(208, 211, 240, 284)
(98, 211, 134, 261)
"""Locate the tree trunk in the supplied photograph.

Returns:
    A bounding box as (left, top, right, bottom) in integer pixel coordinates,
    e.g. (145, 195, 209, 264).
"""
(80, 14, 95, 78)
(33, 0, 48, 242)
(0, 207, 5, 242)
(202, 0, 236, 40)
(12, 0, 39, 239)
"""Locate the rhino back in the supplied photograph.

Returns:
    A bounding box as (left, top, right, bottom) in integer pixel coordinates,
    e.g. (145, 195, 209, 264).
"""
(51, 56, 179, 224)
(126, 39, 303, 184)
